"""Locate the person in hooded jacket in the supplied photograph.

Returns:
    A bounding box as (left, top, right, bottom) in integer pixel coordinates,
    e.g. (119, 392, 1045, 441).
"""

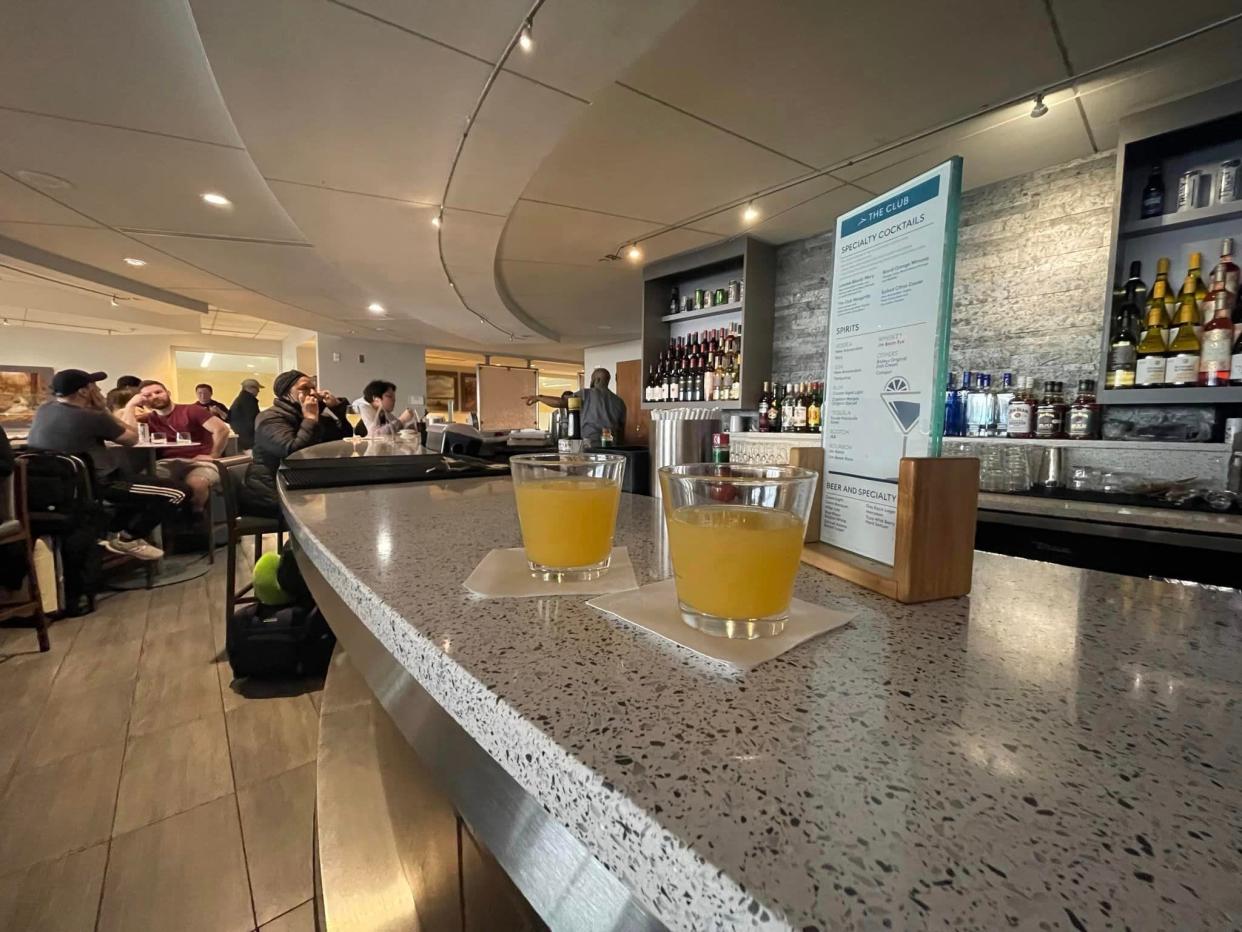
(242, 369, 343, 517)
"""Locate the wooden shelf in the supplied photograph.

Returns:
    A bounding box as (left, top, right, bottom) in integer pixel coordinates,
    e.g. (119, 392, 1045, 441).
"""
(1098, 385, 1242, 405)
(660, 300, 743, 322)
(1120, 200, 1242, 238)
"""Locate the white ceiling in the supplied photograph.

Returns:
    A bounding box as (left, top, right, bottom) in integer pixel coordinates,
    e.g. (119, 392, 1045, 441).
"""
(0, 0, 1240, 356)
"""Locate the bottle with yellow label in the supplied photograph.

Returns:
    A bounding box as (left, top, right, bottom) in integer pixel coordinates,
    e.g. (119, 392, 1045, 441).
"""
(1167, 271, 1203, 385)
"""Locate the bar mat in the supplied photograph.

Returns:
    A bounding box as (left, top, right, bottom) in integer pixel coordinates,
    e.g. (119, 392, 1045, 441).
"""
(463, 547, 639, 598)
(587, 578, 856, 671)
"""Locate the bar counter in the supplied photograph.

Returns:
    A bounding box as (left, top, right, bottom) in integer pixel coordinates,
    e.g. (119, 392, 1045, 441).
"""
(281, 472, 1242, 931)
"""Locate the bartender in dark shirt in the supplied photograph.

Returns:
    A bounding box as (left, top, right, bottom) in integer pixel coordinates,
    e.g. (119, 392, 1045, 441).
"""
(523, 368, 626, 447)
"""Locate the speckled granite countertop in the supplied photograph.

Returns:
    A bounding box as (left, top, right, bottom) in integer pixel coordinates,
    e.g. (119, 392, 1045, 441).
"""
(282, 477, 1242, 932)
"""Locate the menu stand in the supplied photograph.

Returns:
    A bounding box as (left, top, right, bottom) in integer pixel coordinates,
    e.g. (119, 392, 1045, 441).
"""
(800, 456, 979, 604)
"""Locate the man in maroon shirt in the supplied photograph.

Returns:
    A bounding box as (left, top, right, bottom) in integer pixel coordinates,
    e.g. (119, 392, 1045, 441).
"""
(122, 380, 229, 512)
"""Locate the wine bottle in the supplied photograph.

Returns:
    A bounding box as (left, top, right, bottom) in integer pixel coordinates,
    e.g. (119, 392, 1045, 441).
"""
(1210, 237, 1240, 330)
(1167, 272, 1203, 386)
(1106, 272, 1140, 388)
(1153, 257, 1176, 334)
(1135, 288, 1169, 388)
(1181, 252, 1208, 330)
(1140, 164, 1164, 219)
(756, 382, 772, 432)
(1200, 290, 1233, 386)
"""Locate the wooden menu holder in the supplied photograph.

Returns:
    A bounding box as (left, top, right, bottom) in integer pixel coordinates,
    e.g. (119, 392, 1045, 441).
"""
(799, 456, 980, 604)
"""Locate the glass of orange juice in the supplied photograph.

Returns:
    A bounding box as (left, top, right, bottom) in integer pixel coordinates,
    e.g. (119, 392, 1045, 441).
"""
(511, 453, 626, 581)
(658, 464, 817, 639)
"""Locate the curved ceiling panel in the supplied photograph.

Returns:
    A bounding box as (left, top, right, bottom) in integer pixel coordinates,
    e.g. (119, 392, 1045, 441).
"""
(497, 1, 1242, 342)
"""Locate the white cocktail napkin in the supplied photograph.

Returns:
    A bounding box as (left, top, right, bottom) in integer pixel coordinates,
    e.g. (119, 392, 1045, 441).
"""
(463, 547, 639, 598)
(587, 578, 856, 671)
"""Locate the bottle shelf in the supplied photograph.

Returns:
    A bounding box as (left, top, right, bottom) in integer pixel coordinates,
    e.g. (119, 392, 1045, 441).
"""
(1120, 200, 1242, 238)
(1098, 385, 1242, 405)
(660, 300, 743, 323)
(641, 400, 743, 410)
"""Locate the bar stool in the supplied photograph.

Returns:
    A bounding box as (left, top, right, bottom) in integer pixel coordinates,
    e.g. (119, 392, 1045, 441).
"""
(0, 460, 51, 651)
(214, 455, 285, 622)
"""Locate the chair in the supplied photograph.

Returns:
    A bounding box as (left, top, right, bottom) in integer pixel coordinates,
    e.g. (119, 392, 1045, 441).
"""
(214, 455, 285, 622)
(0, 459, 51, 651)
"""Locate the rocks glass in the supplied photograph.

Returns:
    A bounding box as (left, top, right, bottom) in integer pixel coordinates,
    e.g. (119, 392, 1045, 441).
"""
(658, 463, 817, 639)
(510, 453, 626, 581)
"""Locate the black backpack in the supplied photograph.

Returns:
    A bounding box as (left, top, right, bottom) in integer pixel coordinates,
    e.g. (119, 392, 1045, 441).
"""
(226, 602, 335, 679)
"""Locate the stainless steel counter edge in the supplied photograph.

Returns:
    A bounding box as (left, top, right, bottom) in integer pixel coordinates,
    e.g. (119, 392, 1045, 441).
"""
(280, 487, 759, 931)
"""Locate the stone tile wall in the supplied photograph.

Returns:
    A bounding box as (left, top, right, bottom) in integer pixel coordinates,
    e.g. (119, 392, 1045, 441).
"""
(770, 152, 1117, 388)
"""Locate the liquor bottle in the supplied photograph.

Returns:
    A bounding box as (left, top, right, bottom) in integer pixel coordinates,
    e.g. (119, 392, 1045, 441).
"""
(994, 372, 1015, 434)
(1035, 381, 1066, 439)
(1152, 257, 1176, 330)
(966, 373, 997, 437)
(766, 384, 783, 432)
(1168, 269, 1203, 386)
(807, 383, 822, 433)
(954, 371, 974, 438)
(1067, 380, 1100, 439)
(1200, 291, 1233, 386)
(1140, 164, 1164, 219)
(756, 382, 772, 432)
(1181, 252, 1209, 328)
(793, 383, 808, 432)
(779, 383, 794, 431)
(566, 396, 582, 440)
(669, 287, 679, 315)
(943, 372, 959, 437)
(1006, 377, 1036, 439)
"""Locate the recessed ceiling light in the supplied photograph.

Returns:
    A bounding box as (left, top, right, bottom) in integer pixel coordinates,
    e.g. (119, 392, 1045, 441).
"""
(742, 202, 759, 223)
(368, 302, 385, 314)
(626, 244, 643, 262)
(518, 20, 534, 52)
(201, 192, 232, 207)
(375, 326, 386, 331)
(123, 257, 147, 267)
(15, 169, 74, 190)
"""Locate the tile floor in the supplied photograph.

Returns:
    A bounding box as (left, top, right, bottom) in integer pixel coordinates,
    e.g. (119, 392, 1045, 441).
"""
(0, 543, 323, 932)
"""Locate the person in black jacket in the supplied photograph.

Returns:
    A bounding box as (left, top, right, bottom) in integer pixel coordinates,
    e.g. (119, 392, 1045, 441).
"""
(242, 370, 343, 517)
(228, 378, 263, 451)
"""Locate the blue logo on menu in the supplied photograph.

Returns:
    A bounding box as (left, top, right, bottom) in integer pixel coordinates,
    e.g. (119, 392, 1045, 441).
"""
(840, 175, 941, 237)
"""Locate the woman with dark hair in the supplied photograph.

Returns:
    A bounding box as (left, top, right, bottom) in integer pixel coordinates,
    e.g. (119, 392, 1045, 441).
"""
(242, 370, 341, 517)
(349, 379, 417, 437)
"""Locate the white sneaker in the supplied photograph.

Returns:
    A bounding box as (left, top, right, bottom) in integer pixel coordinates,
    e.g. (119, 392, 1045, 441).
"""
(99, 535, 164, 561)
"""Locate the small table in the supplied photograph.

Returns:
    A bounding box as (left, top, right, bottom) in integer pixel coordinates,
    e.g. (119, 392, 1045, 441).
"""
(129, 440, 201, 473)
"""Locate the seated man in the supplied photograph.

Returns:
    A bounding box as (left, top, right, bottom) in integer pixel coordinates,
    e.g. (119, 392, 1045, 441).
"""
(194, 383, 231, 422)
(26, 369, 185, 560)
(349, 379, 418, 437)
(123, 380, 229, 513)
(243, 369, 339, 517)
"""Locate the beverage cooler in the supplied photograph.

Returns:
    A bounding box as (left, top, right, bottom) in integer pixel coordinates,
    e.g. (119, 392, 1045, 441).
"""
(649, 413, 721, 499)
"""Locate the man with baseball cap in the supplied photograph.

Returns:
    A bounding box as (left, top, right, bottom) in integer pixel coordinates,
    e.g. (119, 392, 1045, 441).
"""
(27, 369, 185, 560)
(228, 377, 264, 451)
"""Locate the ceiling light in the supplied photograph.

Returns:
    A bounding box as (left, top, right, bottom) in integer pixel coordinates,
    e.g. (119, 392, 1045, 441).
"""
(200, 353, 214, 368)
(1030, 94, 1048, 118)
(1, 319, 8, 326)
(518, 20, 534, 52)
(246, 363, 255, 369)
(626, 244, 643, 262)
(742, 202, 759, 223)
(201, 191, 232, 207)
(110, 296, 118, 307)
(368, 302, 385, 314)
(431, 212, 442, 228)
(123, 257, 147, 267)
